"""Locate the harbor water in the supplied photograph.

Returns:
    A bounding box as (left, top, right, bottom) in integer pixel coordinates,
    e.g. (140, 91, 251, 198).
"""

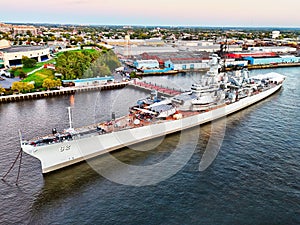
(0, 67, 299, 224)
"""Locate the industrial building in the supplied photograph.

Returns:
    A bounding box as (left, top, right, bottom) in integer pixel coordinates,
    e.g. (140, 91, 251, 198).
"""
(164, 58, 210, 71)
(133, 59, 159, 69)
(114, 45, 178, 56)
(0, 40, 50, 68)
(244, 55, 300, 65)
(135, 51, 211, 72)
(225, 52, 277, 59)
(62, 76, 114, 87)
(103, 38, 164, 47)
(224, 58, 248, 67)
(226, 49, 300, 66)
(225, 50, 300, 67)
(131, 51, 213, 72)
(114, 40, 241, 57)
(140, 51, 210, 66)
(175, 41, 243, 52)
(247, 46, 297, 54)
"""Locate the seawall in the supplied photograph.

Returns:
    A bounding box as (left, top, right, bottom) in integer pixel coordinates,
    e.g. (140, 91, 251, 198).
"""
(0, 82, 128, 103)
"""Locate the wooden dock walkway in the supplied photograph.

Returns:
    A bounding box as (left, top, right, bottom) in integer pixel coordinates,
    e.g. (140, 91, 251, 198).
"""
(129, 80, 182, 97)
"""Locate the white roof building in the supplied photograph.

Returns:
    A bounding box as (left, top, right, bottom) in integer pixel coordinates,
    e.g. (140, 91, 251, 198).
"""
(248, 46, 297, 53)
(0, 40, 50, 68)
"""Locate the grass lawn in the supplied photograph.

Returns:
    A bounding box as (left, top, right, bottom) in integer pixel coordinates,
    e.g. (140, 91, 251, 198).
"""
(22, 63, 43, 74)
(76, 49, 97, 53)
(10, 58, 56, 76)
(54, 48, 96, 56)
(22, 69, 55, 87)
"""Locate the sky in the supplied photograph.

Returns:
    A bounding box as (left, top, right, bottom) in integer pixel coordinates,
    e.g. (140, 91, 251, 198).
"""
(1, 0, 300, 27)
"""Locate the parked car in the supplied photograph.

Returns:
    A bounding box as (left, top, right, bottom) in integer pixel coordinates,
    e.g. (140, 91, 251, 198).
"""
(0, 69, 12, 78)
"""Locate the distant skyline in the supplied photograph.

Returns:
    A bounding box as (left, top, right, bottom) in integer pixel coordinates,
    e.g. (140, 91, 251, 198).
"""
(2, 0, 300, 27)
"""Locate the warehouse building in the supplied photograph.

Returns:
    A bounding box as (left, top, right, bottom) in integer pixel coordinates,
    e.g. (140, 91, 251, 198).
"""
(133, 59, 159, 69)
(247, 46, 297, 54)
(139, 51, 210, 68)
(164, 58, 210, 71)
(114, 45, 178, 56)
(133, 51, 212, 71)
(225, 52, 277, 59)
(244, 55, 300, 65)
(62, 76, 114, 87)
(224, 58, 248, 67)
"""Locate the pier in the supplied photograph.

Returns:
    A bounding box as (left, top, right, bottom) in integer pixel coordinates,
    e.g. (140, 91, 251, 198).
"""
(0, 82, 128, 103)
(246, 62, 300, 70)
(130, 80, 182, 97)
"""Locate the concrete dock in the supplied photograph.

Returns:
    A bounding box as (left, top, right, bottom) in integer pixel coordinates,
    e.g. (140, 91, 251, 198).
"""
(0, 82, 128, 103)
(246, 62, 300, 70)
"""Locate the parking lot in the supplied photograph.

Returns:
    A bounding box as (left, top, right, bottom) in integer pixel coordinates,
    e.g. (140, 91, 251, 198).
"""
(0, 75, 20, 88)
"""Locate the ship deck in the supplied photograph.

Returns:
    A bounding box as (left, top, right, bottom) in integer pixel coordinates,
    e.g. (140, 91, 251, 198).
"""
(25, 81, 280, 147)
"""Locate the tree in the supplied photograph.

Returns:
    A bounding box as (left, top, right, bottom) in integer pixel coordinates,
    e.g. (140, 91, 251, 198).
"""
(9, 67, 18, 77)
(94, 50, 121, 72)
(23, 82, 34, 92)
(19, 70, 27, 79)
(55, 49, 121, 80)
(55, 79, 62, 88)
(11, 82, 34, 93)
(12, 82, 22, 92)
(56, 50, 100, 80)
(83, 68, 93, 78)
(91, 64, 111, 77)
(129, 71, 141, 79)
(0, 85, 5, 94)
(26, 30, 32, 37)
(42, 79, 54, 90)
(22, 56, 37, 68)
(42, 79, 61, 90)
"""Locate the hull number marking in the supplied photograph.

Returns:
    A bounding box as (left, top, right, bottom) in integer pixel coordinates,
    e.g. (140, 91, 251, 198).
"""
(60, 144, 71, 152)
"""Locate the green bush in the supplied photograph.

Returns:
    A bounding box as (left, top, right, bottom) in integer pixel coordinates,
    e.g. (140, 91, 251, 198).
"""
(5, 89, 13, 95)
(19, 71, 27, 79)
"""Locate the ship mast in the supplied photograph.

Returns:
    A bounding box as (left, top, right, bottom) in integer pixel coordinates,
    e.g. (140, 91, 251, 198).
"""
(68, 107, 72, 129)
